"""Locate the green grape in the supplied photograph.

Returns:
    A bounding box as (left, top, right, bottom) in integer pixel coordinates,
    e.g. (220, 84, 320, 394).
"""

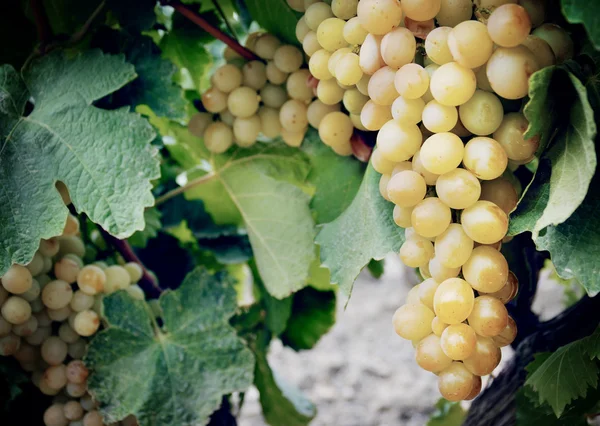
(361, 100, 393, 131)
(242, 61, 267, 90)
(309, 49, 333, 80)
(521, 35, 556, 69)
(317, 78, 345, 105)
(356, 74, 371, 95)
(433, 278, 475, 324)
(438, 362, 476, 402)
(463, 335, 502, 375)
(387, 171, 427, 207)
(317, 18, 347, 52)
(73, 310, 100, 337)
(448, 21, 494, 68)
(357, 0, 404, 35)
(343, 17, 368, 45)
(188, 113, 213, 139)
(280, 100, 309, 132)
(411, 197, 452, 239)
(463, 246, 509, 293)
(258, 107, 282, 138)
(420, 132, 464, 175)
(254, 33, 282, 59)
(273, 45, 304, 73)
(381, 27, 417, 69)
(227, 86, 259, 118)
(332, 0, 358, 19)
(416, 334, 453, 373)
(359, 34, 385, 75)
(475, 66, 494, 92)
(376, 120, 422, 162)
(368, 66, 399, 106)
(343, 90, 369, 116)
(430, 62, 477, 106)
(435, 224, 474, 268)
(532, 23, 574, 63)
(42, 280, 73, 310)
(480, 178, 518, 214)
(296, 16, 311, 43)
(463, 137, 508, 181)
(487, 4, 532, 47)
(233, 116, 261, 147)
(440, 323, 477, 360)
(422, 100, 458, 133)
(392, 303, 435, 341)
(303, 31, 322, 57)
(519, 0, 545, 27)
(391, 96, 425, 125)
(402, 0, 441, 21)
(307, 100, 341, 128)
(458, 90, 504, 136)
(336, 53, 364, 86)
(436, 0, 473, 27)
(435, 168, 481, 210)
(486, 46, 540, 99)
(468, 296, 509, 337)
(318, 112, 354, 148)
(493, 112, 540, 162)
(261, 84, 288, 109)
(287, 69, 314, 102)
(305, 2, 334, 31)
(461, 200, 508, 244)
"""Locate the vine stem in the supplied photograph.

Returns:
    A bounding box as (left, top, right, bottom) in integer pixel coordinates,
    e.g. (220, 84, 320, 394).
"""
(154, 172, 217, 206)
(30, 0, 53, 52)
(163, 0, 262, 61)
(98, 228, 163, 299)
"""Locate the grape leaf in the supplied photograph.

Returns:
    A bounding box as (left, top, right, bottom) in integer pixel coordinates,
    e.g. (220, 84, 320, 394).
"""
(85, 268, 255, 425)
(128, 208, 162, 248)
(28, 0, 102, 35)
(367, 259, 385, 279)
(316, 164, 405, 301)
(0, 50, 159, 275)
(561, 0, 600, 49)
(251, 331, 316, 426)
(281, 287, 336, 350)
(427, 399, 466, 426)
(244, 0, 301, 44)
(510, 68, 597, 236)
(107, 0, 157, 31)
(525, 329, 600, 416)
(301, 130, 365, 224)
(516, 388, 593, 426)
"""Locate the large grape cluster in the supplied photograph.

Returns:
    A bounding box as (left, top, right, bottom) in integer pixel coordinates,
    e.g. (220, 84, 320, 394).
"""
(289, 0, 573, 402)
(0, 188, 143, 426)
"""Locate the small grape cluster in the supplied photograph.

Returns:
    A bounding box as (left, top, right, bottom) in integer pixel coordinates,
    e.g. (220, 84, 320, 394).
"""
(291, 0, 573, 402)
(1, 189, 143, 426)
(191, 28, 363, 155)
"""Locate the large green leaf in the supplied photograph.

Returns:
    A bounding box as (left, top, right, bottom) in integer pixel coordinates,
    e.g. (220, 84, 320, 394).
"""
(252, 331, 316, 426)
(85, 268, 255, 425)
(128, 208, 162, 248)
(0, 50, 159, 275)
(301, 130, 365, 224)
(427, 399, 466, 426)
(281, 287, 336, 351)
(316, 164, 405, 300)
(244, 0, 301, 44)
(525, 329, 600, 416)
(510, 68, 597, 236)
(561, 0, 600, 49)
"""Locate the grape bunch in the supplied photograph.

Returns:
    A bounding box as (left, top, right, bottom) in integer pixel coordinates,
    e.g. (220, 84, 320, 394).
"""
(1, 190, 143, 425)
(292, 0, 572, 402)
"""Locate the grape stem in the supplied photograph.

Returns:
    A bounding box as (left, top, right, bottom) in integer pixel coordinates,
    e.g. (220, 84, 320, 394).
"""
(161, 0, 262, 62)
(98, 228, 163, 299)
(154, 172, 217, 206)
(30, 0, 53, 52)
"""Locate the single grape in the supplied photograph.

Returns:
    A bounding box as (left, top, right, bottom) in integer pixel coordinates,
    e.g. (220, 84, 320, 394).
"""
(305, 2, 334, 31)
(212, 64, 243, 93)
(399, 236, 435, 268)
(343, 17, 368, 45)
(436, 0, 473, 27)
(435, 224, 474, 269)
(2, 265, 33, 295)
(296, 16, 311, 43)
(368, 66, 399, 106)
(430, 62, 477, 106)
(287, 69, 313, 102)
(532, 23, 574, 63)
(422, 100, 458, 133)
(392, 303, 435, 341)
(188, 113, 213, 139)
(425, 27, 453, 65)
(201, 87, 228, 113)
(302, 31, 322, 56)
(433, 278, 475, 324)
(73, 310, 100, 337)
(331, 0, 358, 19)
(419, 278, 441, 310)
(463, 335, 502, 375)
(392, 205, 414, 228)
(468, 296, 509, 337)
(41, 336, 68, 366)
(395, 64, 429, 100)
(356, 74, 371, 95)
(344, 89, 370, 115)
(480, 178, 519, 214)
(318, 112, 354, 148)
(430, 257, 461, 283)
(336, 53, 364, 86)
(357, 0, 403, 35)
(309, 49, 333, 80)
(412, 150, 440, 185)
(317, 18, 346, 52)
(360, 100, 393, 131)
(438, 362, 476, 402)
(466, 375, 483, 400)
(521, 35, 556, 68)
(25, 252, 44, 276)
(441, 323, 477, 360)
(359, 33, 385, 75)
(233, 116, 261, 147)
(463, 137, 508, 181)
(44, 404, 68, 426)
(317, 78, 345, 105)
(461, 200, 509, 244)
(435, 168, 481, 210)
(381, 27, 417, 69)
(406, 284, 423, 305)
(391, 96, 425, 125)
(463, 246, 509, 293)
(486, 46, 540, 99)
(379, 174, 392, 201)
(419, 132, 465, 175)
(387, 170, 427, 208)
(273, 45, 303, 73)
(494, 112, 539, 162)
(54, 256, 80, 284)
(411, 198, 452, 239)
(448, 21, 494, 68)
(519, 0, 545, 27)
(431, 317, 449, 336)
(416, 334, 453, 373)
(77, 265, 105, 296)
(459, 90, 504, 136)
(483, 271, 518, 304)
(12, 315, 37, 336)
(492, 315, 518, 346)
(261, 84, 289, 109)
(487, 4, 532, 47)
(258, 107, 282, 138)
(402, 0, 441, 21)
(376, 120, 422, 162)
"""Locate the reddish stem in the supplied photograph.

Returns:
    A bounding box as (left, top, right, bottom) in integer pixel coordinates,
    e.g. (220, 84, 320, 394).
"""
(166, 1, 262, 62)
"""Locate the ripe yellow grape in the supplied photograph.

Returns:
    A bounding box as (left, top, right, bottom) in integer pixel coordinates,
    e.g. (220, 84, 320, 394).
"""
(242, 61, 267, 91)
(486, 46, 540, 99)
(432, 317, 449, 336)
(435, 168, 481, 210)
(436, 0, 473, 27)
(422, 100, 458, 133)
(532, 23, 574, 63)
(419, 278, 441, 310)
(395, 64, 430, 100)
(381, 28, 417, 69)
(233, 116, 261, 147)
(393, 205, 414, 228)
(392, 303, 435, 341)
(361, 100, 393, 131)
(425, 27, 454, 65)
(399, 237, 435, 267)
(368, 66, 399, 106)
(438, 362, 476, 402)
(280, 100, 309, 132)
(416, 334, 453, 373)
(420, 132, 465, 175)
(463, 137, 508, 181)
(494, 112, 540, 162)
(305, 2, 334, 31)
(287, 69, 313, 101)
(430, 62, 477, 106)
(411, 197, 452, 239)
(359, 34, 385, 75)
(282, 128, 307, 148)
(459, 90, 504, 136)
(391, 96, 425, 125)
(406, 284, 423, 305)
(201, 87, 228, 113)
(402, 0, 441, 21)
(387, 171, 427, 207)
(258, 107, 282, 138)
(273, 45, 304, 73)
(487, 4, 532, 47)
(521, 35, 556, 68)
(463, 336, 502, 376)
(302, 31, 321, 57)
(412, 150, 440, 185)
(462, 246, 509, 293)
(484, 272, 518, 304)
(296, 16, 311, 43)
(440, 323, 477, 360)
(492, 315, 518, 347)
(260, 84, 288, 109)
(376, 120, 422, 162)
(227, 86, 259, 118)
(318, 112, 354, 147)
(468, 296, 509, 337)
(212, 64, 243, 93)
(433, 278, 475, 324)
(344, 90, 370, 115)
(317, 18, 347, 52)
(392, 161, 414, 175)
(307, 100, 341, 128)
(448, 21, 494, 69)
(435, 224, 474, 269)
(2, 265, 33, 295)
(343, 17, 369, 45)
(317, 79, 345, 105)
(357, 0, 404, 35)
(461, 200, 508, 244)
(336, 53, 363, 86)
(372, 149, 397, 175)
(480, 178, 518, 214)
(328, 47, 352, 78)
(332, 0, 358, 20)
(2, 296, 31, 325)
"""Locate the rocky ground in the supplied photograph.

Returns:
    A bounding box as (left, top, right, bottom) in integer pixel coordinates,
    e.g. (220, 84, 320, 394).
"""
(238, 256, 566, 426)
